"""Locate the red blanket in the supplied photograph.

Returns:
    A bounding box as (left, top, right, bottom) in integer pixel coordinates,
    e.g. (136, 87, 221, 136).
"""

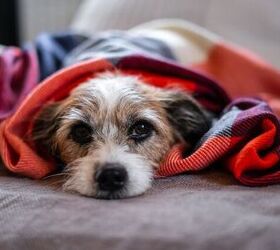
(1, 25, 280, 186)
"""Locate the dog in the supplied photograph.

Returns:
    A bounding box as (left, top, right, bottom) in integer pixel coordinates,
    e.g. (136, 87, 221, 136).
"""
(32, 71, 211, 199)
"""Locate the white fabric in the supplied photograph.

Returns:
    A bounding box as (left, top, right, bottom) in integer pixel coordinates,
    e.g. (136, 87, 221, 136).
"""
(130, 19, 220, 65)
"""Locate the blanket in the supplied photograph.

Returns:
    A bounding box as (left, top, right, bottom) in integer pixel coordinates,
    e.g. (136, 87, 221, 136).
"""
(1, 20, 280, 186)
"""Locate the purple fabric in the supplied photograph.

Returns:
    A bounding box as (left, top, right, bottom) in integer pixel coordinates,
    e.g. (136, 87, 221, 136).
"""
(0, 32, 88, 122)
(0, 47, 38, 121)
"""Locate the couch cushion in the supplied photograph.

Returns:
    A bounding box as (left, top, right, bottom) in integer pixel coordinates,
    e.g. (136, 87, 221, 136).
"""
(1, 167, 280, 250)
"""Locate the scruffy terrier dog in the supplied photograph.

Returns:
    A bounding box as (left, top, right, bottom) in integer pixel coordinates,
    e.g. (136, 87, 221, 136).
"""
(32, 72, 211, 199)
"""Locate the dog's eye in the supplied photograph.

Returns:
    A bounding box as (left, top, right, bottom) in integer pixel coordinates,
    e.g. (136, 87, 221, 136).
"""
(129, 120, 154, 142)
(70, 122, 93, 145)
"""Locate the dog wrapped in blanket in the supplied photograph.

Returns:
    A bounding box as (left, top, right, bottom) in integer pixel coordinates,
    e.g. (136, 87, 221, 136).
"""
(31, 30, 219, 199)
(1, 19, 280, 199)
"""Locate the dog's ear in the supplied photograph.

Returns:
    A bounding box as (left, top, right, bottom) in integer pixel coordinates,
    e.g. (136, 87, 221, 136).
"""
(159, 89, 211, 145)
(32, 102, 62, 156)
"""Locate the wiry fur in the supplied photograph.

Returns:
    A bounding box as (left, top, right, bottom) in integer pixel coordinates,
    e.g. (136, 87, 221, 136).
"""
(32, 72, 210, 199)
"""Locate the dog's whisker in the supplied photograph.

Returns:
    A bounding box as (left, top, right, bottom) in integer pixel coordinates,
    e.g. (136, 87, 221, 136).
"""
(43, 172, 69, 180)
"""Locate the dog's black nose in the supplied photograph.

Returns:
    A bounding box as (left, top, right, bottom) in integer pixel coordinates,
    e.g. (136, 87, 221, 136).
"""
(96, 164, 127, 191)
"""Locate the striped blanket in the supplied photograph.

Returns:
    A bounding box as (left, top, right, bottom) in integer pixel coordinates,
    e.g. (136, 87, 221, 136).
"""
(1, 20, 280, 186)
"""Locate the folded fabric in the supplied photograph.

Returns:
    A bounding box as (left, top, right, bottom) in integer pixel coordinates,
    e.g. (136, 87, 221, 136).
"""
(1, 19, 280, 187)
(64, 31, 176, 66)
(0, 32, 88, 122)
(34, 31, 88, 80)
(131, 19, 280, 116)
(0, 55, 228, 179)
(158, 98, 280, 185)
(0, 46, 38, 121)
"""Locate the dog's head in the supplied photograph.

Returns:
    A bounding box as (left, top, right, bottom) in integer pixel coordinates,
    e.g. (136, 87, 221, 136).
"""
(32, 72, 210, 199)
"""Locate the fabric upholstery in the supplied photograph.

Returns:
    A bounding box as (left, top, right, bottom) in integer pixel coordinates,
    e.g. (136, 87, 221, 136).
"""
(1, 168, 280, 250)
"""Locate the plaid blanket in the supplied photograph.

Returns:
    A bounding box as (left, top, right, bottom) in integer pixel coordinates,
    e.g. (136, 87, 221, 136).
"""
(1, 20, 280, 186)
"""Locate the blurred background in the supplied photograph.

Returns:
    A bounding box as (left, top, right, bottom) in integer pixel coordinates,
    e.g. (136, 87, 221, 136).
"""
(0, 0, 279, 66)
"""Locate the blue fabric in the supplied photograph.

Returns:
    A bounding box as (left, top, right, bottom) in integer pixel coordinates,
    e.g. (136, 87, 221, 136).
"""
(35, 32, 88, 81)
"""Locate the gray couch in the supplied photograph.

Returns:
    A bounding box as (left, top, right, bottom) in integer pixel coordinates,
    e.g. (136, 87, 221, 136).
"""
(2, 169, 280, 250)
(1, 1, 280, 249)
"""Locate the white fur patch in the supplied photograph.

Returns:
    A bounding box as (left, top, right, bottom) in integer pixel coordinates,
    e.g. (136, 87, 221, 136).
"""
(63, 157, 97, 196)
(87, 74, 144, 110)
(97, 144, 153, 197)
(138, 109, 161, 124)
(63, 143, 153, 198)
(63, 108, 88, 122)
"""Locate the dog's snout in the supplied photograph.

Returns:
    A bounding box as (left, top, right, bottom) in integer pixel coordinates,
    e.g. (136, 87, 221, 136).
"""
(96, 163, 127, 191)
